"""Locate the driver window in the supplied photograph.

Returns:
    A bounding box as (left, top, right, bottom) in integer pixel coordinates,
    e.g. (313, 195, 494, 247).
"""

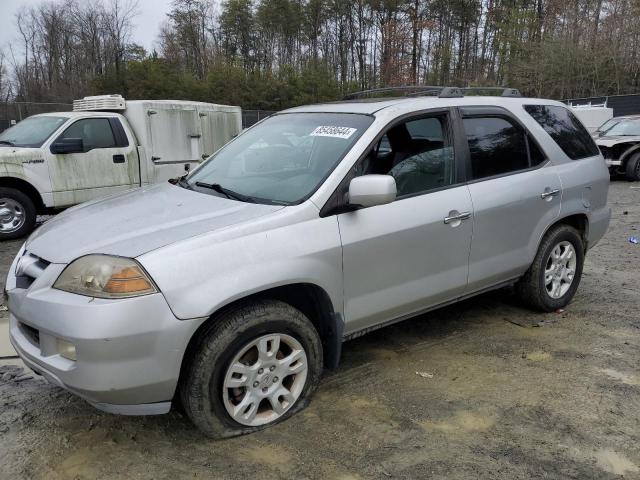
(352, 114, 455, 197)
(58, 118, 117, 152)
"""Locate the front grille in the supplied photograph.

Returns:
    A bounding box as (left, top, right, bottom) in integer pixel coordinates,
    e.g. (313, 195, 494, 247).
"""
(19, 322, 40, 348)
(15, 251, 50, 289)
(598, 146, 612, 159)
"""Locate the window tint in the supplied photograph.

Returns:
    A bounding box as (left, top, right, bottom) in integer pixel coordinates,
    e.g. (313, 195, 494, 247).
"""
(463, 117, 530, 179)
(406, 118, 444, 141)
(59, 118, 116, 151)
(524, 105, 600, 160)
(350, 114, 455, 197)
(528, 137, 546, 166)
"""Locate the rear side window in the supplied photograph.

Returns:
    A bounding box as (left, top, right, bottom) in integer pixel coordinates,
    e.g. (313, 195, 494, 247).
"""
(463, 117, 532, 179)
(524, 105, 600, 160)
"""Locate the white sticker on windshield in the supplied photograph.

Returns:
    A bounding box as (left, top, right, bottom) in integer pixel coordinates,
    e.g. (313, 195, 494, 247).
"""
(310, 126, 357, 139)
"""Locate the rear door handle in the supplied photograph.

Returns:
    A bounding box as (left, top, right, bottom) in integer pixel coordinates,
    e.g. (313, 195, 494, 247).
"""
(112, 154, 125, 164)
(540, 189, 560, 199)
(444, 211, 471, 224)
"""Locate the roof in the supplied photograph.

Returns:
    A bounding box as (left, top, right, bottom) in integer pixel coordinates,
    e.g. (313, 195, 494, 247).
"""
(282, 96, 567, 116)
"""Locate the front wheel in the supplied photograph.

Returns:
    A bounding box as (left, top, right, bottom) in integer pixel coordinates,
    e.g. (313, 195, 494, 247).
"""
(516, 225, 585, 312)
(0, 187, 37, 240)
(179, 300, 323, 438)
(625, 153, 640, 181)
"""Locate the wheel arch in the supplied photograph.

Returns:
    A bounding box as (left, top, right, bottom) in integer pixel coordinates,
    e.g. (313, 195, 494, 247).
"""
(0, 176, 45, 212)
(541, 213, 589, 252)
(179, 282, 344, 385)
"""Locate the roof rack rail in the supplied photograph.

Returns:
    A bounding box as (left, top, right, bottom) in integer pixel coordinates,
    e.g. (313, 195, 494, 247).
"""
(342, 85, 521, 100)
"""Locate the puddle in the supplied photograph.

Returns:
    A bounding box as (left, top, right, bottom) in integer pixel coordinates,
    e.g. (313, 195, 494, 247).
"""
(244, 445, 293, 473)
(600, 368, 640, 386)
(526, 351, 552, 361)
(420, 410, 496, 433)
(596, 449, 639, 475)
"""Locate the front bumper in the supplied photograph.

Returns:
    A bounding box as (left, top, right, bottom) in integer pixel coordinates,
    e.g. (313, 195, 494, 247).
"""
(6, 250, 205, 415)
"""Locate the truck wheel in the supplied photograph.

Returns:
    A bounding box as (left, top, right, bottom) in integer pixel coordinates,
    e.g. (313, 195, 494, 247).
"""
(625, 153, 640, 181)
(516, 224, 584, 312)
(180, 300, 323, 438)
(0, 188, 37, 240)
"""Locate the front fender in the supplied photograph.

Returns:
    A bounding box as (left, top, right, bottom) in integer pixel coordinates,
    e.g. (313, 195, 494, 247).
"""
(138, 214, 344, 322)
(619, 143, 640, 164)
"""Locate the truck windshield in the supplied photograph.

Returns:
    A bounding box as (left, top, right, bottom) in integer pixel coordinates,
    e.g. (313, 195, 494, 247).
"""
(603, 119, 640, 136)
(0, 116, 68, 148)
(185, 112, 374, 204)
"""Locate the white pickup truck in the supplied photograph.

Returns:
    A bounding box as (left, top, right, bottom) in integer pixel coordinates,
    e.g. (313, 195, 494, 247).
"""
(0, 95, 242, 239)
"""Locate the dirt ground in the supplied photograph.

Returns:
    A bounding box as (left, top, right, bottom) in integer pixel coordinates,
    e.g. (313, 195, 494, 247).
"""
(0, 182, 638, 480)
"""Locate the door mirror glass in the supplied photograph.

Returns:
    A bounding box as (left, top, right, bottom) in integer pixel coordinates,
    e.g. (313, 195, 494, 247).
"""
(50, 138, 84, 154)
(348, 175, 396, 208)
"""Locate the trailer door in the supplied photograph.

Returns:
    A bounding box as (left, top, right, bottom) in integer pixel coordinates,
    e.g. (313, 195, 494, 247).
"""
(148, 107, 201, 182)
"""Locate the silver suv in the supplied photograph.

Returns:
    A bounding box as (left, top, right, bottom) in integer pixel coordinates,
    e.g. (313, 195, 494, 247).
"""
(6, 88, 610, 437)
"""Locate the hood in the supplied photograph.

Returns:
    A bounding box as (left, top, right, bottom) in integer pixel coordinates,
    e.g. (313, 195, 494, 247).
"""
(595, 135, 640, 147)
(26, 183, 285, 263)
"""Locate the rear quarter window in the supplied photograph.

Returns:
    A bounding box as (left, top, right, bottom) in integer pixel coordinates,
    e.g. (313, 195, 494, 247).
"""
(524, 105, 600, 160)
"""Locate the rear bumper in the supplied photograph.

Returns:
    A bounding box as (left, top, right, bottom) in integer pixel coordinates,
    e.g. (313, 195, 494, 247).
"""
(6, 253, 205, 415)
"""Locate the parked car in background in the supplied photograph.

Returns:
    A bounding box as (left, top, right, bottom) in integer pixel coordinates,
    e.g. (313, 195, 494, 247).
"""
(0, 95, 242, 239)
(6, 87, 610, 437)
(594, 115, 640, 180)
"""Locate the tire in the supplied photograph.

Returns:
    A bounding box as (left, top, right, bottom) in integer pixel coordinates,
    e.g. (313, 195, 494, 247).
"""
(625, 153, 640, 181)
(0, 187, 37, 240)
(179, 299, 323, 438)
(516, 224, 585, 312)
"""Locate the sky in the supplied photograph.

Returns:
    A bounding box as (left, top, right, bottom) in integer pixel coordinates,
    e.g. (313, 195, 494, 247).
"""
(0, 0, 173, 54)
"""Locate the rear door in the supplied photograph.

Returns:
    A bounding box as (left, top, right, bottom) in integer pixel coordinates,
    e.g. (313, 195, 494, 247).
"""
(460, 107, 562, 292)
(46, 116, 139, 206)
(148, 107, 201, 182)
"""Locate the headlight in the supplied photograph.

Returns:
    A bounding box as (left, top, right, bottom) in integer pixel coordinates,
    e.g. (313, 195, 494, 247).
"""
(53, 255, 158, 299)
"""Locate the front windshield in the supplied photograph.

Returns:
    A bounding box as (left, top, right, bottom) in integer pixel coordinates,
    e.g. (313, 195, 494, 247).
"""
(0, 116, 68, 147)
(186, 112, 374, 204)
(597, 118, 619, 134)
(603, 119, 640, 136)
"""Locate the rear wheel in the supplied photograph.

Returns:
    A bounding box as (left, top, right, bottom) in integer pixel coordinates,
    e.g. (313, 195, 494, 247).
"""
(625, 153, 640, 181)
(0, 187, 36, 240)
(516, 225, 585, 312)
(179, 300, 323, 438)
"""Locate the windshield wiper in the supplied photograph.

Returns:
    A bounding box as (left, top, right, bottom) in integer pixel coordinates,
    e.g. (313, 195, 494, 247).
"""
(194, 181, 257, 203)
(0, 140, 15, 146)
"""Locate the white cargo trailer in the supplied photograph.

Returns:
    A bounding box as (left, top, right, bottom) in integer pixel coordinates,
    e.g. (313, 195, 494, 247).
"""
(569, 104, 613, 134)
(0, 95, 242, 239)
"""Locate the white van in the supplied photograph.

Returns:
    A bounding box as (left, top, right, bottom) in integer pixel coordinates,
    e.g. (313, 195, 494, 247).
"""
(0, 95, 242, 239)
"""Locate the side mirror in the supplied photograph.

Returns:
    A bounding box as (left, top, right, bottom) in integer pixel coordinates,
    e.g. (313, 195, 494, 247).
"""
(348, 175, 396, 208)
(50, 138, 84, 154)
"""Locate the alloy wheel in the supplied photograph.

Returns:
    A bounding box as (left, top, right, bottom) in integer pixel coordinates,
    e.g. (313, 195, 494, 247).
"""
(222, 333, 308, 427)
(0, 198, 26, 233)
(544, 241, 577, 299)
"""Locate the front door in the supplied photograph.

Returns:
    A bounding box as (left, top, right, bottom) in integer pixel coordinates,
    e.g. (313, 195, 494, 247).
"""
(46, 117, 139, 207)
(336, 111, 473, 334)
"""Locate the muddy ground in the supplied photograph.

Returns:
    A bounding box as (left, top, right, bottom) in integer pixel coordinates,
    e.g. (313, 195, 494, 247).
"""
(0, 181, 639, 480)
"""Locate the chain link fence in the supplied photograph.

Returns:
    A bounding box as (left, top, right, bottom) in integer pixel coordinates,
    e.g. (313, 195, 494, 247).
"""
(242, 110, 276, 129)
(0, 102, 73, 132)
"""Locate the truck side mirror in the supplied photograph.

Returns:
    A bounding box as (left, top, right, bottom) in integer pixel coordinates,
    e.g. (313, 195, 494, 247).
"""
(50, 138, 84, 154)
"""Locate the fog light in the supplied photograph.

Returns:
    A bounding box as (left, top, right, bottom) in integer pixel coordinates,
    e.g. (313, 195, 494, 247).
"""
(57, 339, 77, 361)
